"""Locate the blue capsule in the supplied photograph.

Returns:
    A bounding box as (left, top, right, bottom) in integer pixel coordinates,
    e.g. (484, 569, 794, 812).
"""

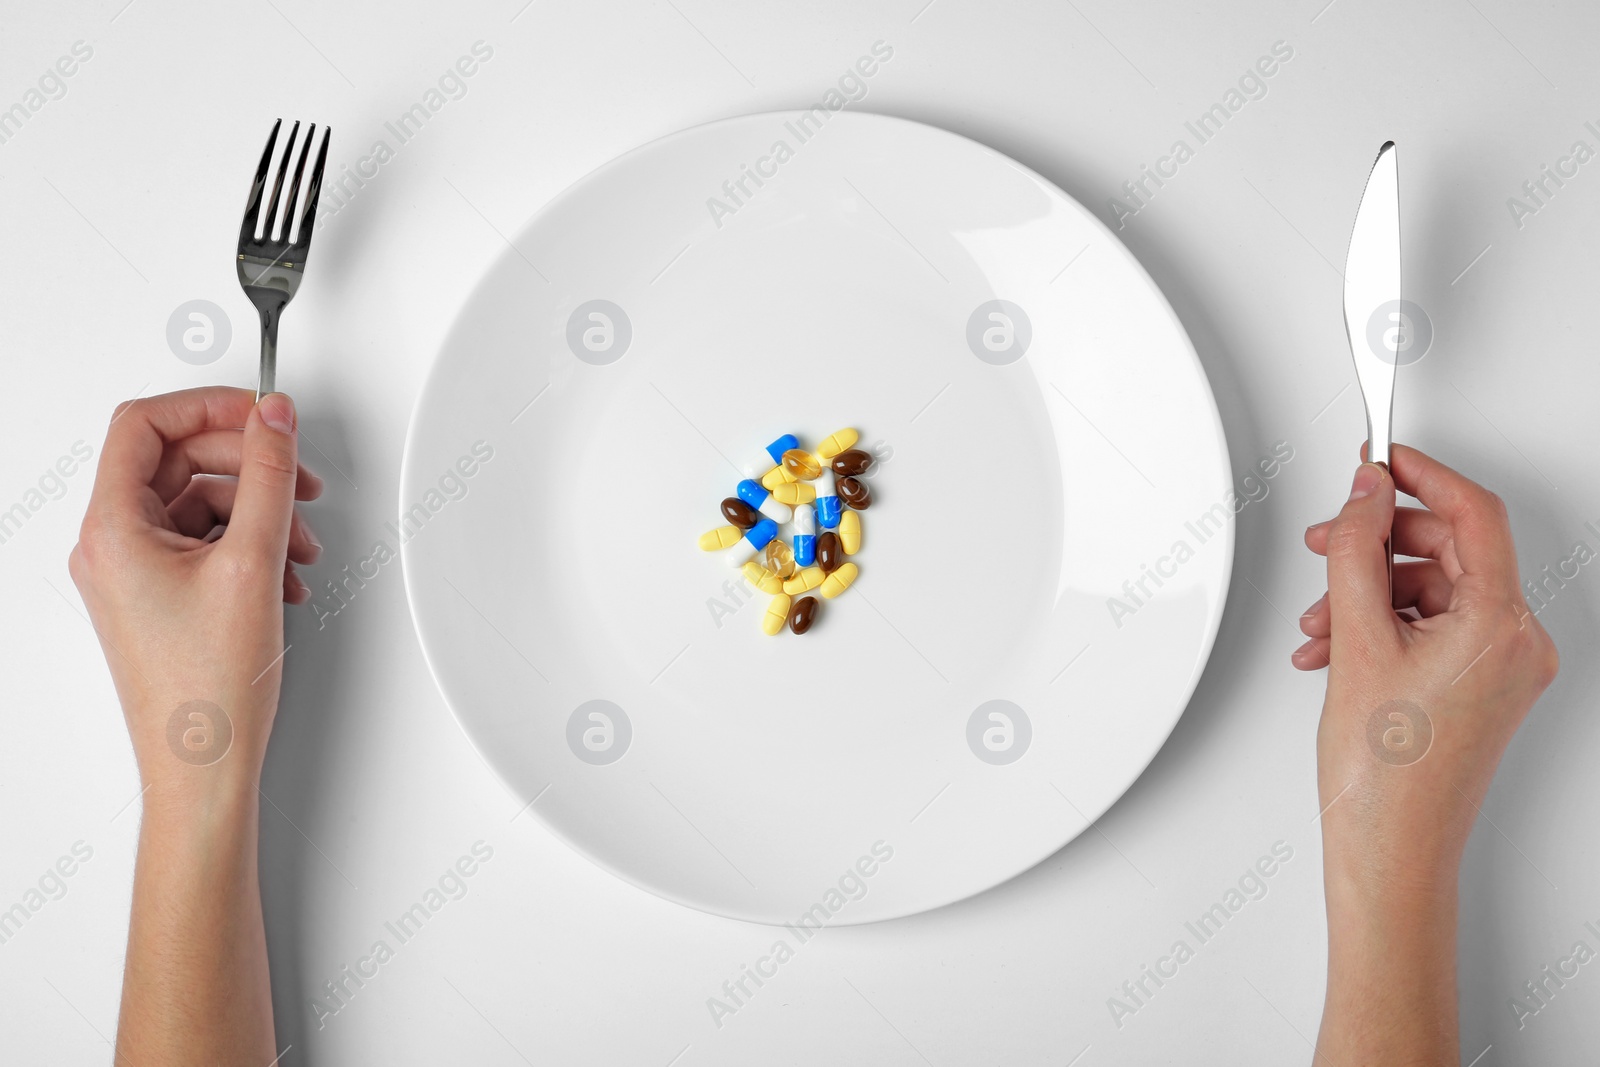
(793, 503, 817, 566)
(764, 434, 799, 464)
(744, 518, 778, 552)
(744, 434, 799, 479)
(735, 479, 793, 524)
(723, 518, 778, 567)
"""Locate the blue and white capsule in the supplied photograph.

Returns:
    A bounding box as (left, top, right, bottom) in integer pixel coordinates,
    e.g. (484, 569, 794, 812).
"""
(725, 517, 778, 568)
(792, 503, 817, 567)
(743, 434, 799, 479)
(735, 478, 793, 525)
(814, 469, 842, 529)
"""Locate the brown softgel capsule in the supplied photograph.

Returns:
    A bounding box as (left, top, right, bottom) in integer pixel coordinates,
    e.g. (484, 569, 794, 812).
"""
(837, 476, 871, 509)
(721, 498, 760, 529)
(788, 596, 818, 634)
(830, 449, 874, 476)
(815, 531, 842, 573)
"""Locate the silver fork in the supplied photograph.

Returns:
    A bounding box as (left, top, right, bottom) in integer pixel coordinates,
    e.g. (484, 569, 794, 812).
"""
(237, 118, 331, 399)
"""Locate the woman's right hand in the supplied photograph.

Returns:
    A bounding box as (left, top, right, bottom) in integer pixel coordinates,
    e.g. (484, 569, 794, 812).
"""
(1295, 443, 1558, 1064)
(1296, 444, 1558, 884)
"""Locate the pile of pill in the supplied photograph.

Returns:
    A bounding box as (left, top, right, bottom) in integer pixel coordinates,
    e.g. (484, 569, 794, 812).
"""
(698, 428, 874, 635)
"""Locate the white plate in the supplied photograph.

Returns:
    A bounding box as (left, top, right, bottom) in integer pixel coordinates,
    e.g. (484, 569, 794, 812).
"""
(401, 112, 1233, 924)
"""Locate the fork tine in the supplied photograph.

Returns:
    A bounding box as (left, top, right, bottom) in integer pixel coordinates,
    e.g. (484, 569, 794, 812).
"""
(239, 118, 282, 246)
(291, 127, 331, 254)
(262, 119, 301, 241)
(282, 123, 315, 244)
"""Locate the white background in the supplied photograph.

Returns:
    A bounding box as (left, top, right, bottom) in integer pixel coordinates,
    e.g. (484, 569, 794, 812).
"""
(2, 0, 1598, 1063)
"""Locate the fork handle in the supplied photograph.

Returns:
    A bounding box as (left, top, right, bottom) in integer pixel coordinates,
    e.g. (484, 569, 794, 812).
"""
(254, 306, 281, 400)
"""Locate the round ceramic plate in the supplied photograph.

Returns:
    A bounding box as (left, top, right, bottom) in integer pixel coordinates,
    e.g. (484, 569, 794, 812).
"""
(401, 111, 1232, 924)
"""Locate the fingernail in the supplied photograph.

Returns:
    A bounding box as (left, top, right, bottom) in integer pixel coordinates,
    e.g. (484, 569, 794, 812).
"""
(1292, 639, 1327, 666)
(1301, 594, 1327, 618)
(1306, 520, 1330, 534)
(1349, 463, 1382, 500)
(305, 525, 322, 558)
(260, 393, 296, 434)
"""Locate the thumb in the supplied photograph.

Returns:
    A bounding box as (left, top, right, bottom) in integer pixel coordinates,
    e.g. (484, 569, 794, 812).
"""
(1325, 462, 1400, 652)
(225, 393, 299, 567)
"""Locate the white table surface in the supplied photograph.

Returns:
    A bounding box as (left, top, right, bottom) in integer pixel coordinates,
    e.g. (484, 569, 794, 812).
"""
(4, 1, 1598, 1063)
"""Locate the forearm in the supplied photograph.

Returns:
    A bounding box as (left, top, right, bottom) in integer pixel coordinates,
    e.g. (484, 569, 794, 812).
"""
(115, 778, 275, 1066)
(1315, 855, 1460, 1066)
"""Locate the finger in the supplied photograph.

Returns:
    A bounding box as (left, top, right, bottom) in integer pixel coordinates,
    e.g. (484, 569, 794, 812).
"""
(222, 394, 300, 567)
(284, 562, 311, 605)
(1387, 444, 1519, 594)
(91, 388, 259, 512)
(1393, 560, 1454, 618)
(1306, 507, 1461, 576)
(1299, 557, 1454, 640)
(1325, 463, 1403, 653)
(150, 430, 323, 505)
(165, 476, 226, 539)
(168, 476, 322, 564)
(1300, 593, 1329, 637)
(1292, 638, 1331, 671)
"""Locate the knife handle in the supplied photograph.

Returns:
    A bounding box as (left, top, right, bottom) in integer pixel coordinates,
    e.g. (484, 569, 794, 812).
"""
(1373, 456, 1394, 595)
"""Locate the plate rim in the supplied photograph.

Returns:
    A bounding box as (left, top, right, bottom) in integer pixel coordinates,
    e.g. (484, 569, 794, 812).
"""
(399, 109, 1236, 925)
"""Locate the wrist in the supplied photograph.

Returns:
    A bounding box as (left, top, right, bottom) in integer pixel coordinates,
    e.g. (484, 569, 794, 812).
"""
(138, 765, 261, 837)
(128, 691, 268, 804)
(1323, 837, 1461, 926)
(1313, 749, 1474, 896)
(1324, 854, 1458, 933)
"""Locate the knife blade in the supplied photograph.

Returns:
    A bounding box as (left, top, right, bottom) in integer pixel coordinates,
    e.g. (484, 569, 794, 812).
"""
(1343, 140, 1401, 467)
(1343, 140, 1401, 587)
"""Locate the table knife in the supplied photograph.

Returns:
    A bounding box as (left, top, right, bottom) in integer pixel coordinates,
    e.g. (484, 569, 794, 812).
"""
(1342, 140, 1401, 587)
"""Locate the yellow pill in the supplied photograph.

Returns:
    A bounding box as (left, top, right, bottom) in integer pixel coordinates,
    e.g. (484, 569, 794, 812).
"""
(783, 565, 825, 595)
(699, 524, 744, 551)
(761, 464, 797, 490)
(772, 482, 816, 506)
(742, 561, 784, 594)
(820, 562, 858, 599)
(763, 593, 791, 635)
(838, 510, 861, 555)
(781, 449, 822, 480)
(816, 429, 859, 460)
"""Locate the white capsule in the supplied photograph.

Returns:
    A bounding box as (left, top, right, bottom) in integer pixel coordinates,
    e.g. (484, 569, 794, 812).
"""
(734, 478, 792, 525)
(723, 518, 778, 568)
(814, 469, 842, 530)
(792, 503, 817, 567)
